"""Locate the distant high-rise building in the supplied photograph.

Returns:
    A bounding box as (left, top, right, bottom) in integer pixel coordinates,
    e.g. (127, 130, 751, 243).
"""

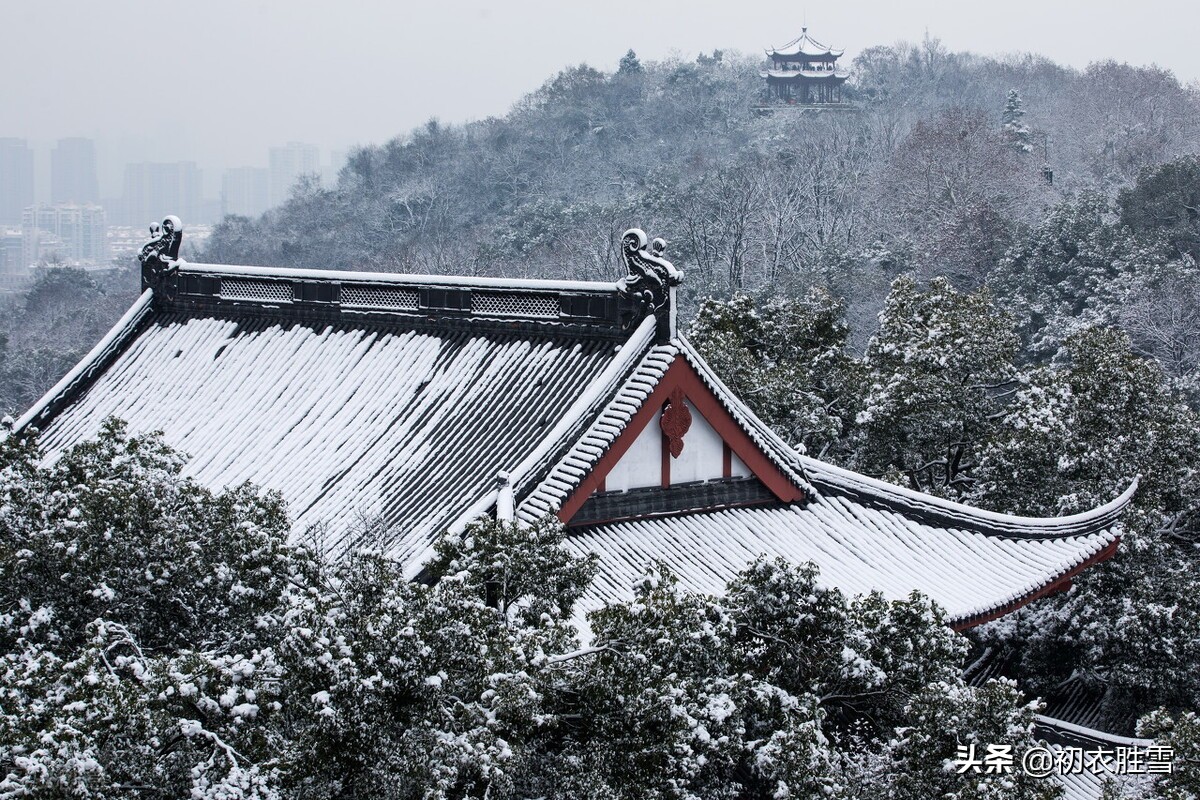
(0, 138, 35, 225)
(119, 161, 204, 226)
(269, 142, 320, 207)
(0, 229, 29, 290)
(20, 204, 108, 267)
(51, 137, 101, 205)
(221, 167, 270, 218)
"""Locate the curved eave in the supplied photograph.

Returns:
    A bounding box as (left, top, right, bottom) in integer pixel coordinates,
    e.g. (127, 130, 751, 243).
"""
(14, 289, 156, 433)
(1034, 714, 1152, 749)
(763, 71, 850, 82)
(519, 332, 1135, 542)
(565, 500, 1118, 633)
(767, 44, 844, 60)
(950, 535, 1120, 630)
(800, 456, 1138, 540)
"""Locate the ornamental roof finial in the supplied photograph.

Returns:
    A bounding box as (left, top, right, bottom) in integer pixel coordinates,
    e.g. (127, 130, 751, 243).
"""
(138, 215, 184, 290)
(617, 228, 682, 342)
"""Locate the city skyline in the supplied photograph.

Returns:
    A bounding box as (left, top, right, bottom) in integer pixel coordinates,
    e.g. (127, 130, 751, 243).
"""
(3, 137, 348, 212)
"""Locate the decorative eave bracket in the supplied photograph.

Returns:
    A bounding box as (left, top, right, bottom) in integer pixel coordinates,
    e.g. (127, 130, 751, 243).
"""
(617, 228, 682, 343)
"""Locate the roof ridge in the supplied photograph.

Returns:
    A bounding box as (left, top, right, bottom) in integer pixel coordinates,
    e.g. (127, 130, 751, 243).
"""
(767, 30, 845, 57)
(515, 338, 680, 524)
(404, 316, 661, 579)
(176, 260, 622, 295)
(1035, 714, 1153, 748)
(508, 316, 659, 490)
(673, 335, 813, 489)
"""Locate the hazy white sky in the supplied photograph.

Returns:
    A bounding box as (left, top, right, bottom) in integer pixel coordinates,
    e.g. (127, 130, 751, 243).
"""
(4, 0, 1197, 196)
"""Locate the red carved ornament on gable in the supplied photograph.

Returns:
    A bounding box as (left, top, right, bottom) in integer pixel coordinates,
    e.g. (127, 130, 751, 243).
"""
(660, 387, 692, 458)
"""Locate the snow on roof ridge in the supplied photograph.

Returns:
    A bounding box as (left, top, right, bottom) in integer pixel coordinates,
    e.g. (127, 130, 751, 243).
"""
(15, 289, 156, 433)
(180, 261, 620, 294)
(507, 316, 659, 488)
(767, 30, 844, 57)
(1035, 715, 1153, 748)
(512, 334, 813, 523)
(801, 454, 1138, 537)
(951, 531, 1116, 623)
(514, 339, 680, 523)
(672, 336, 1134, 539)
(763, 69, 851, 78)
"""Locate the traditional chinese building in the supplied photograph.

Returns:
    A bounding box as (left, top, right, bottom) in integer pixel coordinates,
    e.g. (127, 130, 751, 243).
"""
(762, 27, 850, 105)
(17, 217, 1134, 640)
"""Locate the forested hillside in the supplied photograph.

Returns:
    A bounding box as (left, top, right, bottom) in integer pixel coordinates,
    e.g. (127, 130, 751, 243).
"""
(5, 39, 1198, 411)
(203, 40, 1199, 330)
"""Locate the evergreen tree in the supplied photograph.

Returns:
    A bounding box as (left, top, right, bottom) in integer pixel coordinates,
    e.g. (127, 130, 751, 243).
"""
(1118, 155, 1200, 262)
(0, 418, 317, 797)
(852, 275, 1018, 494)
(1001, 89, 1034, 154)
(1139, 710, 1200, 799)
(0, 421, 1067, 798)
(989, 192, 1164, 359)
(617, 49, 642, 76)
(975, 328, 1200, 707)
(688, 288, 860, 458)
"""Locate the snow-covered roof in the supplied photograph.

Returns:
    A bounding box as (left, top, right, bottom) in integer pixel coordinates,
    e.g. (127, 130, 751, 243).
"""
(23, 223, 1132, 629)
(762, 68, 850, 81)
(1040, 717, 1154, 800)
(512, 330, 1128, 629)
(567, 502, 1115, 629)
(24, 259, 645, 563)
(767, 29, 844, 60)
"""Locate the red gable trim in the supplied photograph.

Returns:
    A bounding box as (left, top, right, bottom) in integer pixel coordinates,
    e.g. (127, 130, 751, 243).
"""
(557, 357, 806, 524)
(950, 536, 1121, 631)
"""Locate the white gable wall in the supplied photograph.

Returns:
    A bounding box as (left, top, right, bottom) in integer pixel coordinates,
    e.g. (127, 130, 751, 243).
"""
(601, 401, 751, 492)
(671, 400, 724, 483)
(731, 451, 751, 479)
(605, 409, 662, 491)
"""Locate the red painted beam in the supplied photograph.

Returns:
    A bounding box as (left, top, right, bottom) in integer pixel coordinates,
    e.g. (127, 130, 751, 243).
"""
(950, 536, 1121, 631)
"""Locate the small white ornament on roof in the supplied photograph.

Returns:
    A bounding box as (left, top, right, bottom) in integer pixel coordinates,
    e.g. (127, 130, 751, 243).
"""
(496, 471, 515, 522)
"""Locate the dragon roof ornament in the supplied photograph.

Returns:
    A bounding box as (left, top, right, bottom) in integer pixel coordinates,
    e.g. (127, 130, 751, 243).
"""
(138, 215, 184, 291)
(617, 228, 682, 342)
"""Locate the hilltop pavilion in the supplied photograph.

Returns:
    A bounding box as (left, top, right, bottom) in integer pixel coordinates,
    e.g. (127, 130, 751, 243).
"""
(763, 27, 850, 104)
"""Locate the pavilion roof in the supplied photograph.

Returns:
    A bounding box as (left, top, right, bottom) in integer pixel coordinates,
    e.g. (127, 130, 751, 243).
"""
(767, 28, 845, 60)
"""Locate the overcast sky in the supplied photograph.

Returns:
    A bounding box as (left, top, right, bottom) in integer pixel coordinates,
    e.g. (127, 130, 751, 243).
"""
(4, 0, 1198, 197)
